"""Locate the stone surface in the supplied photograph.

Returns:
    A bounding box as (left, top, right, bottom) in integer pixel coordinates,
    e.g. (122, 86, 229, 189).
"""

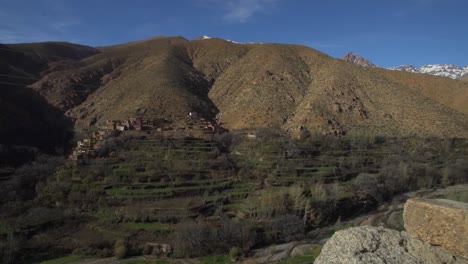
(250, 242, 298, 263)
(404, 198, 468, 258)
(386, 210, 404, 230)
(290, 243, 316, 257)
(314, 226, 468, 264)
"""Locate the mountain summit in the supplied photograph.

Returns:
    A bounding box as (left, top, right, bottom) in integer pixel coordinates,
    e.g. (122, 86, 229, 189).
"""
(340, 52, 376, 67)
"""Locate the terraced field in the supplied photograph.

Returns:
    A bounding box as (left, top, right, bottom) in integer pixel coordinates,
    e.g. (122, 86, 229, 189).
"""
(24, 132, 467, 263)
(60, 134, 461, 221)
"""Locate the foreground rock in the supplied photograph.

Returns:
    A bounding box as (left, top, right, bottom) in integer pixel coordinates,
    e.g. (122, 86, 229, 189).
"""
(314, 226, 467, 264)
(404, 198, 468, 258)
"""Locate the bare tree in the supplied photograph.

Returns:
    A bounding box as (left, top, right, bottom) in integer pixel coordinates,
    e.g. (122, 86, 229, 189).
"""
(0, 233, 18, 264)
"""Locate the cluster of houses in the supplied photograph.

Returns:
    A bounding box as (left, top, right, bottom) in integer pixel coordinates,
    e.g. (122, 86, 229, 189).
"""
(69, 113, 224, 161)
(69, 130, 107, 161)
(102, 117, 155, 132)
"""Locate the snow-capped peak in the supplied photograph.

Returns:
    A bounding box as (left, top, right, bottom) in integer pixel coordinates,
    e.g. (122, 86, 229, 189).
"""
(197, 35, 262, 45)
(388, 64, 468, 79)
(225, 39, 242, 44)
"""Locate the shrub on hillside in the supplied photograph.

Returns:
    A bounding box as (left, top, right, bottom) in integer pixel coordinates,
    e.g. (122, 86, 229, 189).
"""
(114, 240, 127, 259)
(445, 159, 468, 184)
(379, 163, 407, 196)
(229, 246, 240, 261)
(266, 213, 305, 242)
(0, 233, 19, 264)
(172, 220, 213, 257)
(5, 155, 65, 202)
(214, 132, 233, 152)
(98, 138, 116, 157)
(172, 218, 255, 258)
(216, 218, 255, 252)
(353, 173, 382, 202)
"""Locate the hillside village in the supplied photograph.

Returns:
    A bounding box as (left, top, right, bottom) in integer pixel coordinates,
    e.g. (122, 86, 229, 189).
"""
(70, 113, 225, 161)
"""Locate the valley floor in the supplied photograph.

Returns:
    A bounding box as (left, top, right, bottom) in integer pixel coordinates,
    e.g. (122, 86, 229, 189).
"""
(1, 129, 467, 264)
(44, 184, 468, 264)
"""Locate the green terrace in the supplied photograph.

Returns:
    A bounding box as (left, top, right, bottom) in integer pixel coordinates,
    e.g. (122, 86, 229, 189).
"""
(29, 134, 466, 260)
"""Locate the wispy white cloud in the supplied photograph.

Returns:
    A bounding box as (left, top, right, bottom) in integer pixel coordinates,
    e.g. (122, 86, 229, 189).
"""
(199, 0, 279, 23)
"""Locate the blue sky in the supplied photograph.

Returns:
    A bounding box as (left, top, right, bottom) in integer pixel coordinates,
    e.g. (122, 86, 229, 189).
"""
(0, 0, 466, 67)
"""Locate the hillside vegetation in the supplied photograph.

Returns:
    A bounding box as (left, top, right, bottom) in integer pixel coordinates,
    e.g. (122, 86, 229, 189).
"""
(1, 129, 467, 263)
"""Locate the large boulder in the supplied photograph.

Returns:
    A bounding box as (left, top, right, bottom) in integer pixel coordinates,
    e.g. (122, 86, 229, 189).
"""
(314, 226, 467, 264)
(404, 198, 468, 258)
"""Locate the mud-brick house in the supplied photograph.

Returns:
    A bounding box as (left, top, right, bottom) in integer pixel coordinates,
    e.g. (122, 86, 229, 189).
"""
(103, 120, 117, 131)
(128, 117, 143, 130)
(81, 138, 99, 150)
(116, 124, 127, 131)
(93, 131, 106, 141)
(86, 139, 92, 149)
(78, 139, 91, 151)
(142, 119, 154, 130)
(247, 132, 257, 140)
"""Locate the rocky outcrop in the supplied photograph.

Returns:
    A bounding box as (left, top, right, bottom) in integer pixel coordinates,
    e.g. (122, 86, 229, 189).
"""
(404, 198, 468, 258)
(314, 226, 467, 264)
(340, 52, 376, 67)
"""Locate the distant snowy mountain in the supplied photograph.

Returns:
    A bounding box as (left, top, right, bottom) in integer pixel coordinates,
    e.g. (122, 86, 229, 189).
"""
(388, 64, 468, 79)
(338, 52, 467, 80)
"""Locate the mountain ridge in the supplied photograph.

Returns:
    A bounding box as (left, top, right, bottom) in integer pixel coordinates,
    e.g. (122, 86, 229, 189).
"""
(389, 64, 468, 79)
(2, 36, 468, 139)
(338, 52, 467, 80)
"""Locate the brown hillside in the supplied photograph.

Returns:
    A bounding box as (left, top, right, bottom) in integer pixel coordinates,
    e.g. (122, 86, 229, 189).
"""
(208, 44, 319, 128)
(0, 42, 99, 79)
(376, 68, 468, 114)
(4, 37, 468, 138)
(66, 37, 218, 124)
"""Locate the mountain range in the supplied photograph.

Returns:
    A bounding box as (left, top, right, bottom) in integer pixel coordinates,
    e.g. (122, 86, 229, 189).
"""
(388, 64, 468, 80)
(1, 36, 468, 147)
(340, 52, 468, 80)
